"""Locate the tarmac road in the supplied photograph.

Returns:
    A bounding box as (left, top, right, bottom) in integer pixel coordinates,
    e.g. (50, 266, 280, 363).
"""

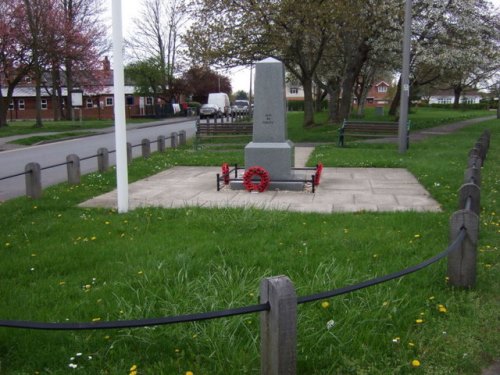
(0, 118, 196, 201)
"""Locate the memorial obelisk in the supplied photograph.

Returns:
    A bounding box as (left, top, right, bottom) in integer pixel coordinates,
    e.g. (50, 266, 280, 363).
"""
(242, 57, 305, 190)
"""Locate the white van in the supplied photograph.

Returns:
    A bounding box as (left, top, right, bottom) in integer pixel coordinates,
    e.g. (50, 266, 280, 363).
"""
(208, 93, 231, 117)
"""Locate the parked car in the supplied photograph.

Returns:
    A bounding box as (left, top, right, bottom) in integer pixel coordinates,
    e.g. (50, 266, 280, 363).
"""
(208, 92, 231, 116)
(234, 99, 250, 114)
(199, 103, 220, 119)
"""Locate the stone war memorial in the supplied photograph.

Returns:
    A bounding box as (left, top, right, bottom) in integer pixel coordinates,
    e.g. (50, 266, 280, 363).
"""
(230, 57, 320, 192)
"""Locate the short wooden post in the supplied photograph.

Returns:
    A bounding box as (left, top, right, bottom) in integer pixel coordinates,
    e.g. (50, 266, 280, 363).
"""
(458, 183, 480, 215)
(467, 155, 482, 168)
(157, 135, 166, 152)
(464, 166, 481, 187)
(97, 147, 109, 173)
(66, 154, 81, 185)
(170, 132, 178, 148)
(448, 210, 479, 288)
(260, 276, 297, 375)
(25, 162, 42, 199)
(179, 130, 186, 145)
(127, 142, 132, 164)
(141, 138, 151, 158)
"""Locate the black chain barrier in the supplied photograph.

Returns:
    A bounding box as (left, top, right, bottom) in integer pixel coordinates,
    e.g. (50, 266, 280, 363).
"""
(0, 228, 466, 331)
(0, 134, 176, 181)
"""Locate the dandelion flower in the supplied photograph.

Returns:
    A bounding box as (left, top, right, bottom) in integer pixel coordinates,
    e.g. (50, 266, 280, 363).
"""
(438, 304, 447, 313)
(130, 365, 137, 371)
(186, 371, 194, 375)
(321, 301, 330, 309)
(416, 319, 424, 324)
(92, 317, 101, 322)
(411, 359, 421, 367)
(414, 234, 421, 238)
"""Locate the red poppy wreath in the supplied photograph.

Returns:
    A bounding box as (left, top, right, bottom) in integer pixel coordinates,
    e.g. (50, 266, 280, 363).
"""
(243, 166, 270, 192)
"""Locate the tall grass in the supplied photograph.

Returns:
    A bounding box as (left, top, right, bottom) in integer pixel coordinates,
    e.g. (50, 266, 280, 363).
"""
(0, 119, 498, 374)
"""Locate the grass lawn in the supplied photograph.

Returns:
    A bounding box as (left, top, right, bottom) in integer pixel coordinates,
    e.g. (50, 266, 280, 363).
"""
(0, 117, 498, 374)
(0, 118, 159, 138)
(287, 107, 493, 143)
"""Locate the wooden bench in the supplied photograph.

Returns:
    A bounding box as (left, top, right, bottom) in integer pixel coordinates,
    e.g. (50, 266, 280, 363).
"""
(195, 120, 253, 149)
(338, 120, 410, 147)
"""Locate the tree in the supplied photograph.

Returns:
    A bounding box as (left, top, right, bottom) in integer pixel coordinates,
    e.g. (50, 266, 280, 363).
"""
(59, 0, 108, 120)
(389, 0, 500, 115)
(127, 0, 187, 102)
(234, 90, 248, 100)
(185, 0, 338, 127)
(181, 66, 231, 103)
(0, 0, 32, 128)
(125, 57, 166, 115)
(22, 0, 64, 128)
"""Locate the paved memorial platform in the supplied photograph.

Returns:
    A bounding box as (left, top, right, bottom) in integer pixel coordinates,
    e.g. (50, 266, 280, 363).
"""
(79, 161, 441, 214)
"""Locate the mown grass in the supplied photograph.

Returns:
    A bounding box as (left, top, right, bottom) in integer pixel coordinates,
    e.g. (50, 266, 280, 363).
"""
(10, 131, 95, 145)
(287, 107, 493, 143)
(0, 118, 158, 138)
(0, 118, 498, 374)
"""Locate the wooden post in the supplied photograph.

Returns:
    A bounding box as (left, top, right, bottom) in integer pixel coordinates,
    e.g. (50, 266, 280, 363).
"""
(66, 154, 81, 185)
(464, 166, 481, 187)
(260, 276, 297, 375)
(171, 132, 178, 148)
(179, 130, 186, 145)
(141, 138, 151, 158)
(127, 142, 132, 164)
(448, 210, 479, 288)
(467, 155, 482, 168)
(25, 162, 42, 199)
(97, 147, 109, 172)
(458, 183, 480, 215)
(157, 135, 166, 152)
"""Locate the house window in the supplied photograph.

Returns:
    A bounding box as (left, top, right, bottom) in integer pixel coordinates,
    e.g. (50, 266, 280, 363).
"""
(377, 86, 387, 93)
(146, 97, 153, 105)
(289, 87, 299, 94)
(126, 96, 134, 105)
(41, 99, 48, 110)
(105, 97, 113, 106)
(9, 101, 14, 110)
(437, 97, 452, 104)
(86, 98, 94, 108)
(18, 99, 25, 110)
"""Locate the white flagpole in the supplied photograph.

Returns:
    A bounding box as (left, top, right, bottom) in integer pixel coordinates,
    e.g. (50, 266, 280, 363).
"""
(111, 0, 129, 212)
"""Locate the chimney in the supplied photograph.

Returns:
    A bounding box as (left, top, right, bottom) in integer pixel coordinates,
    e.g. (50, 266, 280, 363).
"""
(103, 56, 110, 71)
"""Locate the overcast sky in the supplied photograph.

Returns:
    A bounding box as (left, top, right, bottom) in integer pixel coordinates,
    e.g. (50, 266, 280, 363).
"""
(107, 1, 500, 94)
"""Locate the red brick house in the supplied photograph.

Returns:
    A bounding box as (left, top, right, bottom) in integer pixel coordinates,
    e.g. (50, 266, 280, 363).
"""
(2, 57, 164, 122)
(353, 80, 391, 107)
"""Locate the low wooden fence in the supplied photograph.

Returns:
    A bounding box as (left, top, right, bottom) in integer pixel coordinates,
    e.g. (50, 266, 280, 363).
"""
(0, 130, 491, 375)
(2, 130, 187, 200)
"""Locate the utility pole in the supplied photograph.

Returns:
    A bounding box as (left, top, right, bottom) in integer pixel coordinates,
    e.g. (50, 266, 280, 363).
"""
(399, 0, 412, 153)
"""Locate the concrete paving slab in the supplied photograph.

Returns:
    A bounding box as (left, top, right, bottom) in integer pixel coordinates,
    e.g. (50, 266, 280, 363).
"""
(80, 166, 441, 214)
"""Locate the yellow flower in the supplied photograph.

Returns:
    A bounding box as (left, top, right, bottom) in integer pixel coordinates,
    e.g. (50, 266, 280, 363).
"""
(130, 365, 137, 371)
(438, 304, 447, 313)
(186, 372, 194, 375)
(91, 317, 101, 322)
(411, 359, 421, 367)
(416, 319, 424, 324)
(414, 234, 421, 238)
(321, 301, 330, 309)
